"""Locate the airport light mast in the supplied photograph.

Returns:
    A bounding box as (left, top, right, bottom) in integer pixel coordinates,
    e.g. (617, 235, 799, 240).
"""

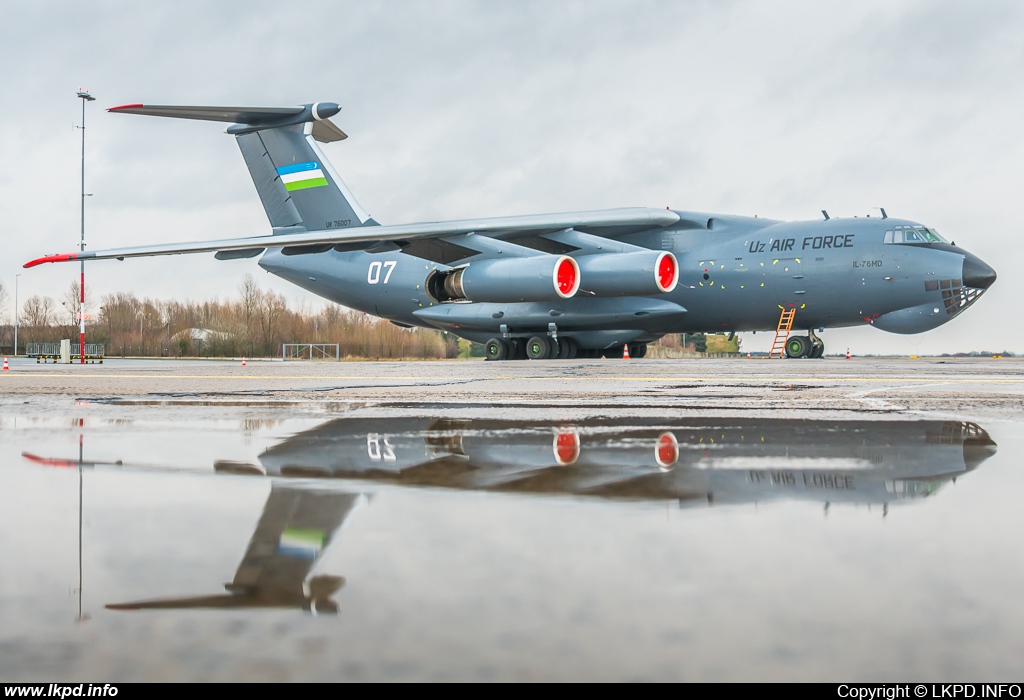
(76, 88, 94, 363)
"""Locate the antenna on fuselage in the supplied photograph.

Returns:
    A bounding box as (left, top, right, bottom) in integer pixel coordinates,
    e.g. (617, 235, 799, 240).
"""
(875, 207, 888, 219)
(821, 210, 830, 220)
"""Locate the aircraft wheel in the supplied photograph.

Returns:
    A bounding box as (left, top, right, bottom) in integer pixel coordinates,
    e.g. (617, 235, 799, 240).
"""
(526, 336, 552, 360)
(484, 338, 509, 361)
(556, 337, 578, 359)
(785, 335, 812, 358)
(810, 341, 824, 359)
(603, 345, 625, 359)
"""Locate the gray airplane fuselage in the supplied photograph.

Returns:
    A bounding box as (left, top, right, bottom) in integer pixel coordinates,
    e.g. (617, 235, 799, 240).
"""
(259, 213, 994, 349)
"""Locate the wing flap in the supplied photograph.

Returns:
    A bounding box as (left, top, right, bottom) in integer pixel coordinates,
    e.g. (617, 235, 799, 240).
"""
(25, 208, 681, 267)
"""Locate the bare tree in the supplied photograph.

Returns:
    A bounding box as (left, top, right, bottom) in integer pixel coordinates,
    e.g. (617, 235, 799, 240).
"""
(238, 274, 261, 348)
(0, 280, 9, 347)
(60, 280, 91, 332)
(60, 283, 450, 359)
(23, 296, 54, 328)
(258, 290, 288, 348)
(0, 279, 8, 325)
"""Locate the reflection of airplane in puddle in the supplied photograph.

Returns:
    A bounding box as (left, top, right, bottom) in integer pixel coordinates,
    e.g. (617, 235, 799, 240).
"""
(25, 445, 362, 614)
(248, 417, 997, 508)
(106, 486, 362, 614)
(22, 417, 997, 614)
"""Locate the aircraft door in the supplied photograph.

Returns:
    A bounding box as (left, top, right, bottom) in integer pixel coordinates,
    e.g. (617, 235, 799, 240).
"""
(770, 257, 808, 305)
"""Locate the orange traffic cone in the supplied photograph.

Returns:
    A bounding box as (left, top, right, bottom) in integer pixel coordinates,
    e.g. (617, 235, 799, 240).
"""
(2, 357, 8, 371)
(241, 357, 247, 366)
(747, 351, 751, 359)
(846, 348, 851, 360)
(622, 344, 630, 359)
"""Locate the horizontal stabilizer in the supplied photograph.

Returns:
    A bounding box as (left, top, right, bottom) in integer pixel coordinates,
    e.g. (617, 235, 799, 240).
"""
(25, 208, 681, 268)
(109, 102, 347, 141)
(109, 103, 304, 123)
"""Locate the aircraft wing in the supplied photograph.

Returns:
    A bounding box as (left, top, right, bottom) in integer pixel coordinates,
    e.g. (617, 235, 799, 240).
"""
(24, 207, 681, 268)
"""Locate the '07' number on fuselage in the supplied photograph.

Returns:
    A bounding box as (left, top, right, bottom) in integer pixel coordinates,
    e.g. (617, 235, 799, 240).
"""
(367, 260, 397, 284)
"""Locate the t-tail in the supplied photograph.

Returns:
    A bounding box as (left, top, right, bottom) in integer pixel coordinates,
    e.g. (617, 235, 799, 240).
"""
(108, 102, 377, 247)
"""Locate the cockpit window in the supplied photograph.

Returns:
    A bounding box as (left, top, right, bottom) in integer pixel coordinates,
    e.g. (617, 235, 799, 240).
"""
(884, 226, 947, 245)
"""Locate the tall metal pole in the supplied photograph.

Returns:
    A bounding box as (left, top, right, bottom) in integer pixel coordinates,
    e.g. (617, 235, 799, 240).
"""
(13, 274, 19, 356)
(76, 89, 94, 363)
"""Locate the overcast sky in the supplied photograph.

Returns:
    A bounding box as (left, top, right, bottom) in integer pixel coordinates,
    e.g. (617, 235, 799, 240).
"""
(2, 0, 1021, 354)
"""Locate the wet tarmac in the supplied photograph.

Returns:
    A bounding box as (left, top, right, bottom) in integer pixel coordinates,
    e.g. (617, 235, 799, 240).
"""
(1, 358, 1023, 680)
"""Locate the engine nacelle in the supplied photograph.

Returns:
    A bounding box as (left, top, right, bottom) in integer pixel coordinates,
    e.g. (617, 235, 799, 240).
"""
(426, 255, 580, 303)
(576, 251, 678, 296)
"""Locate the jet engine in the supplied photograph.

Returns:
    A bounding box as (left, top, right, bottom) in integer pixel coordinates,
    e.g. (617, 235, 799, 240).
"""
(426, 255, 580, 303)
(576, 251, 678, 296)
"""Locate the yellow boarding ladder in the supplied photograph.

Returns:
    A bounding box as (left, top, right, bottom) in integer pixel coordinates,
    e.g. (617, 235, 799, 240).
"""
(769, 307, 797, 359)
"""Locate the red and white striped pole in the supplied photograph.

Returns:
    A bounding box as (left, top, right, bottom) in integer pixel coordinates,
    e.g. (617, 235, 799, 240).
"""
(79, 266, 85, 363)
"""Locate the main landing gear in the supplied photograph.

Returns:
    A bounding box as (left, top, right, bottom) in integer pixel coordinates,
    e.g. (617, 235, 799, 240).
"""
(784, 330, 825, 359)
(483, 335, 569, 360)
(523, 335, 578, 359)
(484, 337, 646, 361)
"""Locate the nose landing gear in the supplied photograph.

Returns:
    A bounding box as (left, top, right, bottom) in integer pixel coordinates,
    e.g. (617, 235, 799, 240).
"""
(808, 328, 824, 358)
(785, 335, 811, 358)
(784, 330, 825, 358)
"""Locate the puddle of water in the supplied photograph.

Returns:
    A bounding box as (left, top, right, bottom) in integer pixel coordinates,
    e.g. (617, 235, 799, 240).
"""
(0, 408, 1020, 681)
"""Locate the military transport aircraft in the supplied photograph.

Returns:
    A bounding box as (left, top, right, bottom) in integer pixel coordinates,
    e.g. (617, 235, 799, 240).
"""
(25, 102, 997, 359)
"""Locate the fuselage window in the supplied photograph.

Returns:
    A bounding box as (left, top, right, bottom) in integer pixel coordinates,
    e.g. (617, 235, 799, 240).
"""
(892, 230, 904, 243)
(884, 230, 894, 243)
(904, 230, 923, 242)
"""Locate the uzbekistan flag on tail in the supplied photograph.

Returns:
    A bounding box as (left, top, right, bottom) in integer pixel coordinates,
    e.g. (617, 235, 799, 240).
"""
(277, 161, 328, 191)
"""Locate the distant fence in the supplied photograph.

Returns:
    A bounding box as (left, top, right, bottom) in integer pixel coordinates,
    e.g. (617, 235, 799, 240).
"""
(26, 342, 105, 357)
(282, 343, 340, 361)
(646, 346, 743, 359)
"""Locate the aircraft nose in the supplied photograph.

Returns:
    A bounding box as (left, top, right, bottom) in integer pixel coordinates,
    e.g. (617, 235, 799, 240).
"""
(963, 433, 998, 471)
(962, 252, 997, 290)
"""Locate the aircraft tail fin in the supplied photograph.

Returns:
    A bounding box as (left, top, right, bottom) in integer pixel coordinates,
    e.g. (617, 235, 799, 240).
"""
(109, 102, 376, 233)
